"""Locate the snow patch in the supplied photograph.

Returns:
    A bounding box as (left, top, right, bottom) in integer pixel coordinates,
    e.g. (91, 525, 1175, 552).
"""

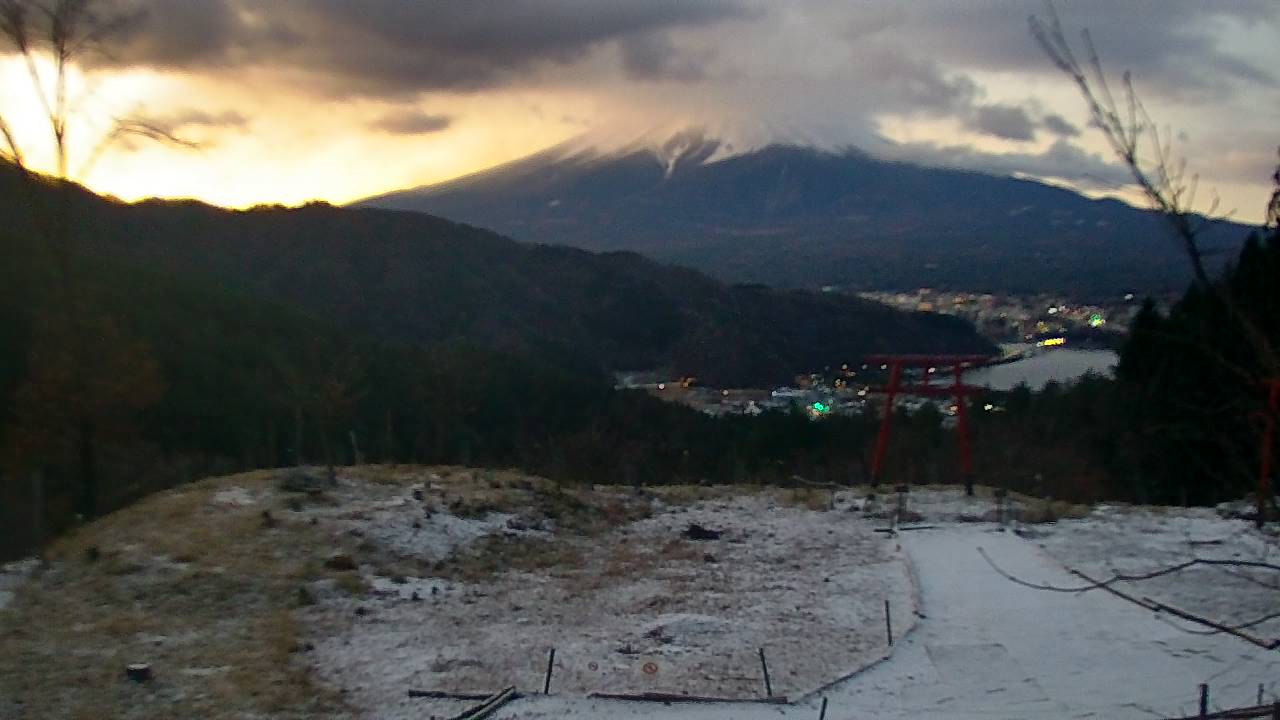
(640, 613, 732, 648)
(210, 486, 256, 507)
(355, 503, 516, 562)
(0, 558, 38, 611)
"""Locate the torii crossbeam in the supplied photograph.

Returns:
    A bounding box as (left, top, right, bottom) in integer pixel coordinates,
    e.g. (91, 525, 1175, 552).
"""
(866, 354, 995, 496)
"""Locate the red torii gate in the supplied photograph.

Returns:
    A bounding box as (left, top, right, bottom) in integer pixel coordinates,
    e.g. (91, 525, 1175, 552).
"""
(866, 354, 995, 496)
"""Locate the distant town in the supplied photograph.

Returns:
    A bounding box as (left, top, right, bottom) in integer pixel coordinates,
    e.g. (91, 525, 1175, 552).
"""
(853, 288, 1161, 344)
(621, 288, 1146, 419)
(621, 367, 986, 423)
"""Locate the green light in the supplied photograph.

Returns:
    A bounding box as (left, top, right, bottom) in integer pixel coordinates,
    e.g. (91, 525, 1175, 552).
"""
(812, 402, 829, 413)
(1089, 313, 1105, 328)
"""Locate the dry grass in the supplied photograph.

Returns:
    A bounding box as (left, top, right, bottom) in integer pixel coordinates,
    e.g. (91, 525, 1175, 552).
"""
(0, 465, 728, 719)
(429, 535, 589, 583)
(1012, 499, 1094, 524)
(4, 466, 975, 718)
(0, 469, 353, 720)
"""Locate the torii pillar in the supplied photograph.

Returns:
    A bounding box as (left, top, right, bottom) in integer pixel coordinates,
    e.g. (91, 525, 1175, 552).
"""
(866, 354, 994, 496)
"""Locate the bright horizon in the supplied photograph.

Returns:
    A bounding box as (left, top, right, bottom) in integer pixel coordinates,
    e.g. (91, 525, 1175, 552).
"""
(1, 2, 1277, 222)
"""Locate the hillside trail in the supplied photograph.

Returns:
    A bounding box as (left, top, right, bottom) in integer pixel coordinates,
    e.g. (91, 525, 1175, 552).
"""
(503, 526, 1280, 719)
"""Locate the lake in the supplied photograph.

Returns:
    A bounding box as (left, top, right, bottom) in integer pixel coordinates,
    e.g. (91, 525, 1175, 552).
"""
(966, 348, 1118, 391)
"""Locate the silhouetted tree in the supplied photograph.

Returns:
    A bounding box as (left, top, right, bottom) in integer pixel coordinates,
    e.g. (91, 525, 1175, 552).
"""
(1034, 6, 1280, 518)
(0, 0, 182, 522)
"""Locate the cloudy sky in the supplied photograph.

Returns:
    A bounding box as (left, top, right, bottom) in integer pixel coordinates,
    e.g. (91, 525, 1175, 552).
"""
(2, 0, 1277, 222)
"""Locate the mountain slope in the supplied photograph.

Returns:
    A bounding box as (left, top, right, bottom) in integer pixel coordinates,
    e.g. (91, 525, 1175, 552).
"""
(1, 165, 992, 386)
(362, 138, 1252, 296)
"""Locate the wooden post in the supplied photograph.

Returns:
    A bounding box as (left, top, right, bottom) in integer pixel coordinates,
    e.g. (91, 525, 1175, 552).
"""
(543, 648, 556, 694)
(758, 648, 773, 698)
(1198, 683, 1208, 718)
(818, 696, 828, 720)
(885, 599, 893, 646)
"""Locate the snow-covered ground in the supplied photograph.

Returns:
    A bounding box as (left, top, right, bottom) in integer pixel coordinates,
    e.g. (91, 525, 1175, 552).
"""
(6, 476, 1280, 720)
(0, 558, 39, 611)
(304, 491, 915, 720)
(1037, 504, 1280, 646)
(415, 488, 1280, 720)
(482, 521, 1280, 720)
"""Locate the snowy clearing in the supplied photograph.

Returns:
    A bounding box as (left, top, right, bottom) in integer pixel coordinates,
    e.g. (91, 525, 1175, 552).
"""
(4, 476, 1280, 720)
(304, 489, 914, 720)
(1037, 504, 1280, 641)
(491, 514, 1280, 720)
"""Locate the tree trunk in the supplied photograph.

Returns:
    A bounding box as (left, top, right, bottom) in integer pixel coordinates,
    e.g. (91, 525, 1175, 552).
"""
(32, 472, 45, 557)
(77, 416, 98, 520)
(293, 405, 305, 466)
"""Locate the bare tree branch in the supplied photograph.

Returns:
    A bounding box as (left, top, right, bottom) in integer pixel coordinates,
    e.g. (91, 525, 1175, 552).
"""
(1030, 4, 1278, 377)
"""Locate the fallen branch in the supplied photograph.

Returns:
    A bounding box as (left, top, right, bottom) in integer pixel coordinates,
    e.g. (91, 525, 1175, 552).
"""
(875, 525, 936, 534)
(448, 687, 517, 720)
(979, 547, 1280, 649)
(978, 547, 1280, 594)
(587, 691, 789, 704)
(1065, 566, 1278, 650)
(407, 690, 507, 701)
(1162, 701, 1280, 720)
(1140, 595, 1280, 650)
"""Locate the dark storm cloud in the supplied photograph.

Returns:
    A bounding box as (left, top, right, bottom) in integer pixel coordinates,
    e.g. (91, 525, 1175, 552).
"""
(966, 104, 1037, 142)
(95, 0, 748, 95)
(1041, 114, 1080, 138)
(619, 32, 707, 83)
(874, 1, 1279, 102)
(371, 110, 452, 136)
(7, 0, 1268, 210)
(862, 48, 979, 114)
(107, 0, 295, 68)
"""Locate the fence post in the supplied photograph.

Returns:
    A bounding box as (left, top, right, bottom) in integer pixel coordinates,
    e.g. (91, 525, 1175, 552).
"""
(818, 696, 828, 720)
(758, 648, 772, 698)
(885, 599, 894, 646)
(543, 648, 556, 694)
(1198, 683, 1208, 718)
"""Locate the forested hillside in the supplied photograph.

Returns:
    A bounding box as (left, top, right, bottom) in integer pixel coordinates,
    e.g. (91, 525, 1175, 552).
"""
(1, 165, 992, 388)
(1, 167, 986, 560)
(0, 238, 899, 561)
